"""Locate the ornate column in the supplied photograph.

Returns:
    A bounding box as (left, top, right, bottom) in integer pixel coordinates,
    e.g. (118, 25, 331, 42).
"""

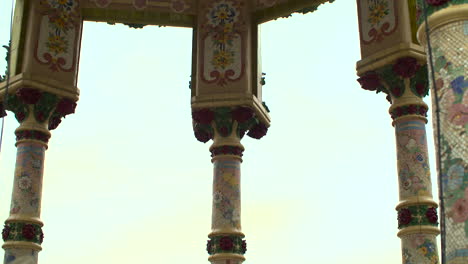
(356, 1, 441, 263)
(191, 1, 270, 262)
(417, 1, 468, 263)
(0, 88, 76, 264)
(0, 0, 82, 263)
(193, 107, 267, 264)
(358, 56, 441, 264)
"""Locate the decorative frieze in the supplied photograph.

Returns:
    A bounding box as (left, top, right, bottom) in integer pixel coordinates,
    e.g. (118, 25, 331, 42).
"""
(397, 205, 439, 229)
(206, 235, 246, 255)
(211, 146, 244, 157)
(2, 222, 44, 245)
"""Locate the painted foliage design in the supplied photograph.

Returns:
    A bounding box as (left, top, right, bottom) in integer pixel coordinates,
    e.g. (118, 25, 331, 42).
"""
(10, 143, 46, 217)
(402, 234, 439, 264)
(358, 0, 398, 44)
(36, 0, 80, 72)
(396, 120, 433, 199)
(201, 0, 244, 86)
(212, 160, 241, 230)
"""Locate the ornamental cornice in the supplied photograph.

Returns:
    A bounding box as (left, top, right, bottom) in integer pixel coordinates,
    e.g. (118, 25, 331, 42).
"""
(417, 3, 468, 45)
(356, 43, 425, 76)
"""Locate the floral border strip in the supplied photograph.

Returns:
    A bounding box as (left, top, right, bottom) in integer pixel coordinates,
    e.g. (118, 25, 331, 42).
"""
(390, 104, 428, 120)
(398, 205, 439, 228)
(2, 222, 44, 245)
(206, 235, 246, 255)
(211, 146, 244, 157)
(15, 130, 50, 143)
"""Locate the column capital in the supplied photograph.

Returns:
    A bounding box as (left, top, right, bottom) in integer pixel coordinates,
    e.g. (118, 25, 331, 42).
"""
(192, 106, 268, 156)
(357, 56, 430, 123)
(2, 87, 77, 145)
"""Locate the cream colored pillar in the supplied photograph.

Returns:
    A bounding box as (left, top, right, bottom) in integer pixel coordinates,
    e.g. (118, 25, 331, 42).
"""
(192, 106, 268, 264)
(417, 1, 468, 263)
(358, 56, 441, 264)
(190, 0, 269, 261)
(0, 0, 82, 263)
(0, 88, 76, 264)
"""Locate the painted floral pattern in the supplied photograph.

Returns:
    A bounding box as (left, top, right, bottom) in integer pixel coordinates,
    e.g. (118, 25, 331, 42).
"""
(201, 0, 244, 86)
(367, 0, 389, 26)
(36, 0, 79, 71)
(426, 20, 468, 261)
(402, 234, 439, 264)
(358, 0, 398, 44)
(396, 120, 432, 199)
(10, 143, 45, 217)
(212, 160, 241, 230)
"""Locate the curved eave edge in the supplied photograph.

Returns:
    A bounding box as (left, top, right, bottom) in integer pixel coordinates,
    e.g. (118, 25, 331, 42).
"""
(253, 0, 335, 24)
(81, 8, 195, 28)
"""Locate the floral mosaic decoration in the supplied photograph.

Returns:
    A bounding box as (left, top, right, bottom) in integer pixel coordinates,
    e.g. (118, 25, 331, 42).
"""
(430, 46, 468, 238)
(358, 0, 397, 44)
(367, 0, 389, 26)
(2, 222, 44, 245)
(36, 0, 80, 72)
(201, 0, 245, 86)
(213, 160, 241, 228)
(206, 235, 246, 255)
(397, 205, 438, 228)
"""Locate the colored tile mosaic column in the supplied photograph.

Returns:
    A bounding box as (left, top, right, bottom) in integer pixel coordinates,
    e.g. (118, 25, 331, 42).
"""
(417, 1, 468, 263)
(358, 57, 441, 264)
(0, 88, 77, 264)
(192, 106, 268, 264)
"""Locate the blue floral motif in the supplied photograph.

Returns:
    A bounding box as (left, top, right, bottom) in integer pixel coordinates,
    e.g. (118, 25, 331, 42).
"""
(4, 254, 15, 263)
(451, 76, 468, 95)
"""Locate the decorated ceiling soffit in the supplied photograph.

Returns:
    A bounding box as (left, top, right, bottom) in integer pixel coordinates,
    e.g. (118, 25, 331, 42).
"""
(253, 0, 335, 24)
(81, 0, 334, 27)
(81, 0, 196, 27)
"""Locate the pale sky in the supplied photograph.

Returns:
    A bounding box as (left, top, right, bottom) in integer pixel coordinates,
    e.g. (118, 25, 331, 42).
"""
(0, 1, 441, 263)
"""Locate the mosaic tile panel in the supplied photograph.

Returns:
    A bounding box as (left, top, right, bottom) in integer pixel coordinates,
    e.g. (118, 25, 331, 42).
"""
(212, 159, 241, 231)
(426, 20, 468, 263)
(401, 234, 440, 264)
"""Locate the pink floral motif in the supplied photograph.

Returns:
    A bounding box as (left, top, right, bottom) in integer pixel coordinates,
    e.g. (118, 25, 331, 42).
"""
(38, 0, 79, 72)
(94, 0, 111, 7)
(411, 235, 425, 248)
(133, 0, 146, 9)
(171, 0, 186, 12)
(447, 103, 468, 126)
(450, 197, 468, 223)
(258, 0, 276, 7)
